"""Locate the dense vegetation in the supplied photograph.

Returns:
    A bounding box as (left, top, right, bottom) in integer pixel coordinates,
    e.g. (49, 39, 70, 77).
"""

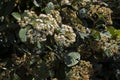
(0, 0, 120, 80)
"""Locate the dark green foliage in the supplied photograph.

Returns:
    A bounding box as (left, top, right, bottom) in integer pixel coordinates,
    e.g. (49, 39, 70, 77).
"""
(0, 0, 120, 80)
(0, 0, 15, 16)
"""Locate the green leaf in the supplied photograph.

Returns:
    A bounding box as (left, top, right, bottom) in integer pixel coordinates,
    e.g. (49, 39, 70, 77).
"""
(78, 31, 87, 39)
(91, 30, 100, 40)
(115, 30, 120, 38)
(47, 2, 54, 10)
(37, 41, 41, 49)
(107, 26, 116, 37)
(12, 12, 21, 21)
(19, 28, 27, 42)
(33, 0, 40, 7)
(104, 49, 111, 57)
(45, 7, 51, 14)
(46, 45, 53, 50)
(64, 52, 80, 67)
(45, 2, 54, 14)
(100, 32, 111, 38)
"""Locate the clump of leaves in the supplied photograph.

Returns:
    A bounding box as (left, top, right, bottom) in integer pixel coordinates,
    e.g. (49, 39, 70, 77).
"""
(1, 0, 120, 80)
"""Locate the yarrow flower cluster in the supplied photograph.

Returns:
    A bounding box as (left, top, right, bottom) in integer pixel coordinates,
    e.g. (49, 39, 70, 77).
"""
(18, 10, 37, 27)
(51, 10, 62, 24)
(66, 60, 93, 80)
(33, 14, 59, 40)
(54, 24, 76, 47)
(18, 10, 76, 47)
(87, 5, 113, 25)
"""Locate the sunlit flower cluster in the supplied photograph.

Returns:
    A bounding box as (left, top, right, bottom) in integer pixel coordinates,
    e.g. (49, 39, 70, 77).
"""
(51, 10, 62, 24)
(61, 0, 70, 5)
(87, 5, 113, 24)
(66, 60, 93, 80)
(54, 24, 76, 47)
(18, 10, 37, 27)
(26, 28, 47, 43)
(18, 10, 60, 43)
(34, 14, 59, 36)
(18, 10, 77, 47)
